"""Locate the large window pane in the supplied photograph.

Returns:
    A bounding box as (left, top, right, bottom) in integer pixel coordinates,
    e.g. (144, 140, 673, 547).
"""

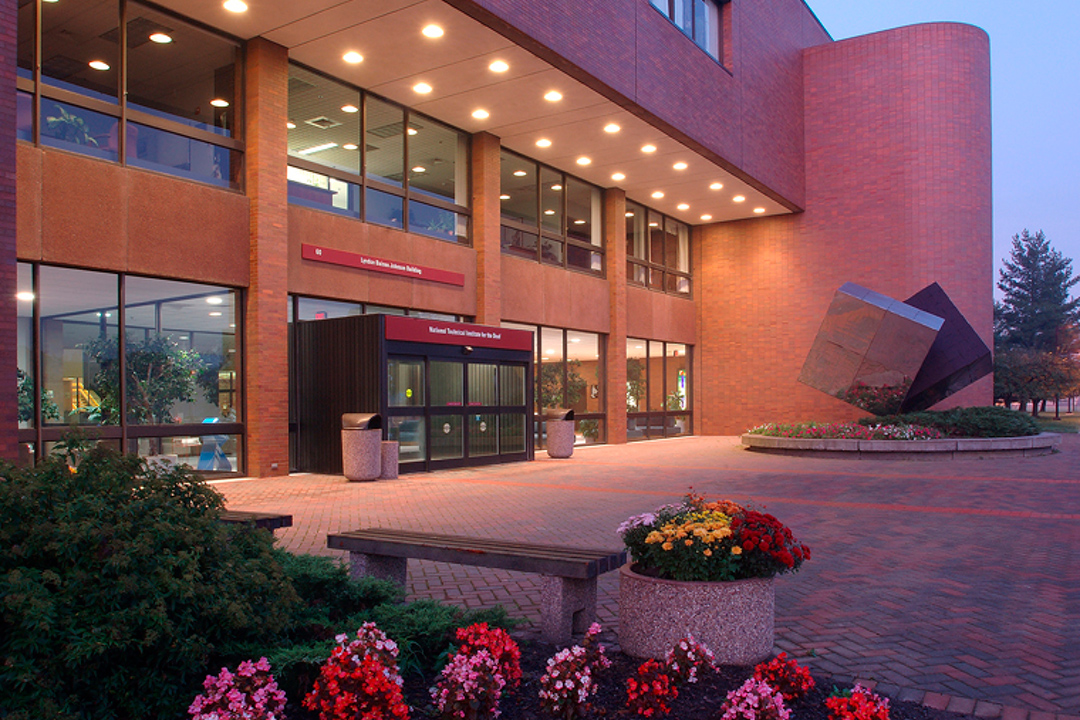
(567, 331, 602, 415)
(667, 344, 689, 410)
(649, 341, 665, 412)
(288, 166, 361, 217)
(127, 122, 236, 188)
(127, 4, 238, 136)
(389, 416, 425, 463)
(40, 98, 119, 161)
(365, 96, 405, 187)
(17, 92, 32, 142)
(430, 414, 463, 460)
(431, 361, 463, 406)
(567, 246, 602, 274)
(388, 358, 424, 407)
(468, 363, 498, 406)
(540, 328, 565, 409)
(565, 178, 600, 245)
(128, 433, 239, 471)
(17, 264, 38, 429)
(626, 203, 647, 261)
(540, 167, 563, 234)
(40, 267, 118, 426)
(17, 0, 33, 77)
(288, 65, 361, 175)
(410, 201, 462, 243)
(500, 413, 526, 453)
(500, 365, 526, 407)
(124, 277, 239, 425)
(408, 118, 466, 204)
(366, 186, 404, 229)
(469, 413, 498, 457)
(42, 0, 118, 102)
(665, 217, 690, 272)
(501, 226, 537, 259)
(626, 339, 647, 413)
(500, 152, 537, 225)
(296, 297, 363, 320)
(540, 236, 563, 266)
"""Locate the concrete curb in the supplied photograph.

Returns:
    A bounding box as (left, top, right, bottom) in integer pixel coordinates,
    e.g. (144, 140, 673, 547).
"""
(740, 433, 1061, 459)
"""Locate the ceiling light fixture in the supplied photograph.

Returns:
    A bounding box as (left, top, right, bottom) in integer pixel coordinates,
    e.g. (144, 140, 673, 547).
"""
(209, 311, 223, 317)
(647, 223, 658, 229)
(223, 0, 247, 12)
(611, 172, 626, 181)
(544, 209, 555, 215)
(573, 219, 586, 225)
(535, 138, 552, 148)
(673, 161, 688, 170)
(489, 60, 509, 72)
(16, 292, 34, 302)
(407, 127, 418, 135)
(733, 195, 746, 202)
(343, 143, 358, 150)
(550, 184, 562, 191)
(343, 51, 363, 64)
(576, 156, 591, 166)
(297, 142, 338, 155)
(677, 203, 690, 210)
(412, 166, 426, 173)
(149, 33, 172, 44)
(709, 182, 723, 190)
(471, 109, 489, 119)
(544, 90, 563, 102)
(513, 170, 527, 177)
(341, 104, 358, 113)
(700, 214, 713, 221)
(210, 98, 230, 107)
(641, 144, 657, 153)
(499, 194, 510, 200)
(286, 121, 296, 129)
(754, 207, 766, 214)
(604, 123, 620, 133)
(625, 211, 635, 218)
(421, 24, 444, 38)
(88, 60, 110, 71)
(651, 191, 664, 199)
(206, 296, 224, 305)
(413, 82, 433, 94)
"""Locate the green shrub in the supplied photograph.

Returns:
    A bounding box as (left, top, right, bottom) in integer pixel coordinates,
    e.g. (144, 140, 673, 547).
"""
(275, 551, 402, 622)
(859, 406, 1040, 438)
(0, 446, 299, 720)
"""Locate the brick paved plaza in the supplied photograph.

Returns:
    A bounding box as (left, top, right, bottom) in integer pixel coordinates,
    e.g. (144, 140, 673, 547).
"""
(215, 436, 1080, 719)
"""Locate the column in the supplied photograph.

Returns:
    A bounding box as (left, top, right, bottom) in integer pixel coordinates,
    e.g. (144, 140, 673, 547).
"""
(470, 132, 501, 325)
(0, 0, 17, 460)
(604, 188, 628, 443)
(243, 38, 289, 476)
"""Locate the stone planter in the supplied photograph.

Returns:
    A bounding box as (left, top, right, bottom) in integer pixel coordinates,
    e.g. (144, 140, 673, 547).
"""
(618, 564, 774, 664)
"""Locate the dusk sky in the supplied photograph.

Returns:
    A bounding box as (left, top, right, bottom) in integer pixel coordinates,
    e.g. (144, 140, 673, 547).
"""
(806, 0, 1080, 293)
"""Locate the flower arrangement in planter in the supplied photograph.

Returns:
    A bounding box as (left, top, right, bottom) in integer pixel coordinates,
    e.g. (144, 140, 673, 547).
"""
(303, 622, 411, 720)
(538, 623, 611, 719)
(188, 657, 287, 720)
(617, 494, 810, 662)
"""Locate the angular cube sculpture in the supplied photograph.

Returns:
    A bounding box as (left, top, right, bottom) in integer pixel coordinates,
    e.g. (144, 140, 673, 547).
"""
(799, 283, 943, 415)
(900, 283, 993, 412)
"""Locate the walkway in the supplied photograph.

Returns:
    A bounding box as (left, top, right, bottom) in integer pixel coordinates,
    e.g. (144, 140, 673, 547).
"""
(214, 435, 1080, 719)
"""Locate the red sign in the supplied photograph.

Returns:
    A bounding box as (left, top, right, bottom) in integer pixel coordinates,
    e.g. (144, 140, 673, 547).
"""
(384, 316, 534, 352)
(302, 244, 466, 287)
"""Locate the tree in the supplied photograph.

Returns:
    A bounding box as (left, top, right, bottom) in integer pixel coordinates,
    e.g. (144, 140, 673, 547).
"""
(995, 229, 1080, 351)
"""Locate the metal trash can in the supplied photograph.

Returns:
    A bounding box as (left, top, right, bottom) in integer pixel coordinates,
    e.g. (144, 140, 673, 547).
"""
(545, 408, 575, 459)
(342, 413, 382, 481)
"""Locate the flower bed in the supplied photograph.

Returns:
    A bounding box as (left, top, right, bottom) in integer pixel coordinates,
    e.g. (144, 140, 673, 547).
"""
(747, 422, 944, 440)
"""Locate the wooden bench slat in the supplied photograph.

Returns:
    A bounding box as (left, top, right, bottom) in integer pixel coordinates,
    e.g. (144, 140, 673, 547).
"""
(335, 535, 617, 564)
(333, 529, 618, 558)
(220, 511, 293, 532)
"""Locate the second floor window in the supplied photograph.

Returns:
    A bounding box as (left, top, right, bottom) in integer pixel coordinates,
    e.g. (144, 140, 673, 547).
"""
(649, 0, 723, 61)
(626, 202, 691, 296)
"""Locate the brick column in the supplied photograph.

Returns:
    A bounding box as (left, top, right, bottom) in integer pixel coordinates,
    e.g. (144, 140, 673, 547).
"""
(604, 188, 627, 444)
(0, 0, 17, 461)
(470, 132, 501, 325)
(243, 38, 289, 476)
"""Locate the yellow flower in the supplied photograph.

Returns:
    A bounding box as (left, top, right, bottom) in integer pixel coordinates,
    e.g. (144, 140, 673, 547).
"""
(731, 546, 743, 555)
(645, 531, 664, 544)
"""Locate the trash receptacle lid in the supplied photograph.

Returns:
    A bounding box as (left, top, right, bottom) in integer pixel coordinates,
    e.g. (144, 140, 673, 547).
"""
(342, 413, 382, 430)
(543, 408, 575, 421)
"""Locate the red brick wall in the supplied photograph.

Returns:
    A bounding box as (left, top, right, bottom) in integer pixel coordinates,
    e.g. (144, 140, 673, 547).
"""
(698, 23, 993, 435)
(0, 0, 17, 461)
(447, 0, 831, 209)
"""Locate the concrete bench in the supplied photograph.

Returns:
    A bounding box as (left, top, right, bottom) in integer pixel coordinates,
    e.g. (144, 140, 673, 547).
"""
(328, 528, 626, 645)
(219, 510, 293, 532)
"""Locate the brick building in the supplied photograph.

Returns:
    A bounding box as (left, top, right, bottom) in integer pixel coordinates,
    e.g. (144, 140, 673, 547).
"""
(2, 0, 991, 475)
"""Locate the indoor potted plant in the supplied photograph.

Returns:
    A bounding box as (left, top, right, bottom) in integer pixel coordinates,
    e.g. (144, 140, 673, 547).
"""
(617, 494, 811, 664)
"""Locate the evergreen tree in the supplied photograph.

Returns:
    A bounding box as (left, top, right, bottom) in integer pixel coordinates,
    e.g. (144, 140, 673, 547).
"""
(995, 229, 1080, 351)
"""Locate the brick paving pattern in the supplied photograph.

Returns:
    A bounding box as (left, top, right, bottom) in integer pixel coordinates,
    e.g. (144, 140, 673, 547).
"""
(215, 435, 1080, 717)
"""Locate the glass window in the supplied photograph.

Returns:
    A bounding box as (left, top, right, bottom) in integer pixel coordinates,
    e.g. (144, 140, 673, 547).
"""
(42, 0, 119, 102)
(296, 297, 363, 320)
(40, 98, 119, 161)
(665, 217, 690, 272)
(365, 96, 404, 187)
(408, 118, 466, 205)
(667, 344, 689, 411)
(17, 0, 33, 78)
(566, 178, 600, 246)
(17, 264, 38, 429)
(287, 166, 361, 217)
(16, 92, 32, 142)
(500, 413, 526, 453)
(626, 202, 647, 260)
(540, 236, 564, 266)
(468, 413, 498, 457)
(126, 4, 239, 136)
(468, 363, 498, 406)
(430, 414, 463, 460)
(388, 358, 424, 406)
(123, 277, 239, 425)
(431, 361, 463, 407)
(128, 434, 239, 472)
(540, 167, 563, 234)
(626, 339, 647, 413)
(648, 341, 666, 412)
(409, 201, 462, 243)
(288, 65, 361, 175)
(539, 328, 565, 409)
(500, 152, 537, 226)
(128, 122, 236, 188)
(566, 331, 602, 415)
(366, 186, 404, 230)
(39, 267, 119, 426)
(499, 365, 525, 407)
(389, 416, 425, 463)
(501, 226, 538, 259)
(649, 0, 722, 60)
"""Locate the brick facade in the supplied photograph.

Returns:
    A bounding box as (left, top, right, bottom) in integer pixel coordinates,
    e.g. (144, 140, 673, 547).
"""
(0, 0, 16, 461)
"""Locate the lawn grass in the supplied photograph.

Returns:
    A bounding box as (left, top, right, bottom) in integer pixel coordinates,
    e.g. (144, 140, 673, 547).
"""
(1034, 413, 1080, 433)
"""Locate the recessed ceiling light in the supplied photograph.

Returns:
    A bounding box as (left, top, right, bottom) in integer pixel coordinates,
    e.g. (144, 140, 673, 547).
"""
(343, 143, 358, 150)
(647, 223, 658, 228)
(210, 98, 230, 108)
(149, 33, 172, 44)
(709, 182, 723, 190)
(754, 207, 766, 214)
(641, 144, 657, 153)
(733, 195, 746, 203)
(573, 219, 586, 225)
(341, 104, 358, 113)
(88, 60, 110, 71)
(489, 60, 509, 72)
(611, 172, 626, 181)
(499, 194, 510, 200)
(472, 109, 490, 119)
(651, 191, 664, 199)
(550, 184, 562, 191)
(535, 138, 552, 148)
(700, 214, 713, 221)
(297, 142, 338, 155)
(604, 123, 621, 133)
(407, 127, 418, 135)
(544, 209, 556, 215)
(343, 51, 363, 64)
(15, 291, 34, 302)
(206, 296, 224, 305)
(673, 162, 688, 170)
(223, 0, 247, 12)
(544, 90, 563, 102)
(413, 82, 433, 94)
(422, 24, 444, 38)
(286, 121, 296, 129)
(513, 170, 527, 177)
(209, 311, 223, 317)
(625, 211, 635, 218)
(576, 156, 591, 166)
(412, 166, 426, 173)
(677, 203, 690, 210)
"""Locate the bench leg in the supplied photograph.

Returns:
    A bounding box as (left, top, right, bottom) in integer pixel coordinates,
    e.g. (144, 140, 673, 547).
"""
(539, 576, 597, 646)
(348, 552, 407, 587)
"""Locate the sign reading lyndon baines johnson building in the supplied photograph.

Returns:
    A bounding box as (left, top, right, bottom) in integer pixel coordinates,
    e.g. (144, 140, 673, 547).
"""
(301, 244, 466, 287)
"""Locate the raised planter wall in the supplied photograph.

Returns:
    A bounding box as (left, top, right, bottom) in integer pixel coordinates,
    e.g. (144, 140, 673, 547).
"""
(740, 432, 1061, 459)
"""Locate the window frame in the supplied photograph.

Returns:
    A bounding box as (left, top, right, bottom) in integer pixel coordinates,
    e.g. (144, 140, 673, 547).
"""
(648, 0, 726, 63)
(626, 338, 693, 441)
(626, 201, 693, 297)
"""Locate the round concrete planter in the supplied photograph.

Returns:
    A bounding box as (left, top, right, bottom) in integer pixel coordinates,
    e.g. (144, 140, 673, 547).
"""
(618, 564, 774, 664)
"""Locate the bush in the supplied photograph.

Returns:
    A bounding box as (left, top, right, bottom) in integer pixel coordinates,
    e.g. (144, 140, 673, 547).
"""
(0, 445, 299, 720)
(859, 406, 1039, 438)
(276, 551, 403, 623)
